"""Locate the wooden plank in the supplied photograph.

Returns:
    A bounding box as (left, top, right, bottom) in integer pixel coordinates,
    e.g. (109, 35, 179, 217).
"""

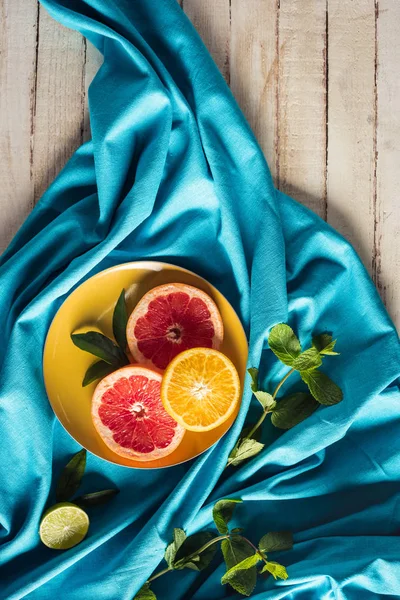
(230, 0, 279, 180)
(375, 0, 400, 329)
(32, 4, 86, 203)
(183, 0, 230, 83)
(327, 0, 376, 272)
(83, 41, 103, 143)
(0, 0, 38, 253)
(277, 0, 327, 217)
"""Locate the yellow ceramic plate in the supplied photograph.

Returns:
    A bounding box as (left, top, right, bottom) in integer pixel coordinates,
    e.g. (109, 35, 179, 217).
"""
(43, 261, 248, 469)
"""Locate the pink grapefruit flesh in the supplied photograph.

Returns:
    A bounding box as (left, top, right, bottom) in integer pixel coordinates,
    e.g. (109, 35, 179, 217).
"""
(126, 283, 224, 370)
(92, 365, 185, 461)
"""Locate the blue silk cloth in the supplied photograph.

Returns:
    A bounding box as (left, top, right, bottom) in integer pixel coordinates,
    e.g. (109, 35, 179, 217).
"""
(1, 1, 399, 598)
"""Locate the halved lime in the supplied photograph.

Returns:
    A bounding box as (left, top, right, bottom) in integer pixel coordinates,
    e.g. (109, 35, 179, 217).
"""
(39, 502, 89, 550)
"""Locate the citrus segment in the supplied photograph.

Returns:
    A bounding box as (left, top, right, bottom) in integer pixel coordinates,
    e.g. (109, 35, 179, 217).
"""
(161, 348, 241, 432)
(39, 502, 89, 550)
(127, 283, 224, 370)
(92, 366, 185, 461)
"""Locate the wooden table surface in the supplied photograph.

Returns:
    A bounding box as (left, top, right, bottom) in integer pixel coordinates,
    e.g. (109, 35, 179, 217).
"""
(1, 1, 399, 328)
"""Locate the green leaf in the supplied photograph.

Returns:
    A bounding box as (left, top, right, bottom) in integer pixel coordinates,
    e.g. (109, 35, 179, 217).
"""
(74, 489, 119, 507)
(71, 332, 128, 366)
(292, 347, 322, 371)
(301, 370, 343, 406)
(254, 390, 276, 410)
(231, 528, 244, 534)
(174, 531, 217, 571)
(268, 323, 301, 366)
(82, 360, 116, 386)
(56, 449, 87, 502)
(221, 537, 257, 597)
(258, 531, 293, 554)
(113, 289, 128, 352)
(271, 393, 319, 429)
(221, 553, 261, 593)
(212, 498, 243, 534)
(228, 438, 265, 467)
(133, 583, 157, 600)
(247, 367, 259, 392)
(260, 561, 289, 580)
(164, 528, 186, 568)
(312, 334, 339, 356)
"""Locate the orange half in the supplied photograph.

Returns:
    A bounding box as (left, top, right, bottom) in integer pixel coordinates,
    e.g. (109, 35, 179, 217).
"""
(161, 348, 241, 432)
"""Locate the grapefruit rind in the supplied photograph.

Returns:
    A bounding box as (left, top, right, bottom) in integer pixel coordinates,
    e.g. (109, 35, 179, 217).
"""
(92, 365, 185, 461)
(126, 283, 224, 370)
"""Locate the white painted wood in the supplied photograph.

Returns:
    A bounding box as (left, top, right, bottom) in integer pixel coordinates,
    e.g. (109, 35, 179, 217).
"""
(32, 5, 85, 203)
(327, 0, 376, 273)
(183, 0, 230, 83)
(230, 0, 278, 180)
(277, 0, 327, 217)
(375, 0, 400, 329)
(0, 0, 399, 329)
(0, 0, 38, 252)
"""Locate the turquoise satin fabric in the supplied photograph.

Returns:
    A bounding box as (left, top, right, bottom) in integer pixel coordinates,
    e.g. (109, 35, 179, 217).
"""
(1, 0, 399, 598)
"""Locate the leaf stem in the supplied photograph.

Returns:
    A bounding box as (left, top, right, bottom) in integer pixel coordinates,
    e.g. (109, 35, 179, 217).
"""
(226, 368, 296, 467)
(147, 534, 229, 583)
(240, 535, 269, 565)
(272, 368, 295, 399)
(147, 566, 173, 583)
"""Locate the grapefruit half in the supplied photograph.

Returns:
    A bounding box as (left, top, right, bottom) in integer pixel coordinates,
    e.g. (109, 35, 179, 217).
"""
(92, 365, 185, 461)
(126, 283, 224, 370)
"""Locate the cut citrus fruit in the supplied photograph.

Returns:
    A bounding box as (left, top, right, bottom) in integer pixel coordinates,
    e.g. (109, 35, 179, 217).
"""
(39, 502, 89, 550)
(126, 283, 224, 370)
(92, 365, 185, 461)
(161, 348, 241, 432)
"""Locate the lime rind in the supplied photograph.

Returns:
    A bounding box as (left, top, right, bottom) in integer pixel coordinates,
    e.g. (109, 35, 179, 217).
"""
(39, 502, 89, 550)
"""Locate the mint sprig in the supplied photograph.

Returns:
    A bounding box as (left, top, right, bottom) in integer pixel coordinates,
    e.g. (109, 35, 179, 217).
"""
(134, 499, 292, 599)
(71, 289, 130, 386)
(227, 325, 342, 468)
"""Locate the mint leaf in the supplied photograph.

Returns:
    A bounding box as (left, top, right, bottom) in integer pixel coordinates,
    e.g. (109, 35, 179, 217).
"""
(221, 537, 257, 596)
(174, 531, 216, 571)
(248, 367, 259, 392)
(133, 583, 157, 600)
(113, 289, 128, 352)
(254, 390, 276, 410)
(271, 393, 319, 429)
(74, 489, 119, 507)
(164, 528, 186, 568)
(82, 360, 115, 386)
(56, 449, 86, 502)
(301, 370, 343, 405)
(260, 561, 289, 580)
(212, 498, 242, 534)
(292, 347, 322, 371)
(221, 553, 261, 594)
(268, 324, 301, 366)
(312, 334, 339, 356)
(228, 438, 264, 467)
(71, 332, 128, 366)
(258, 531, 293, 554)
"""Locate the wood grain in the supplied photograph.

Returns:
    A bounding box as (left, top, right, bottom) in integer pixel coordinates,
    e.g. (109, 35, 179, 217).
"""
(327, 0, 376, 272)
(32, 4, 85, 202)
(0, 0, 38, 252)
(0, 0, 399, 329)
(230, 0, 278, 180)
(375, 0, 400, 326)
(183, 0, 230, 82)
(277, 0, 327, 217)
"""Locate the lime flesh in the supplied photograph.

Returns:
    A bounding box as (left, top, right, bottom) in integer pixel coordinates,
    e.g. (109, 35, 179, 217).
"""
(39, 502, 89, 550)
